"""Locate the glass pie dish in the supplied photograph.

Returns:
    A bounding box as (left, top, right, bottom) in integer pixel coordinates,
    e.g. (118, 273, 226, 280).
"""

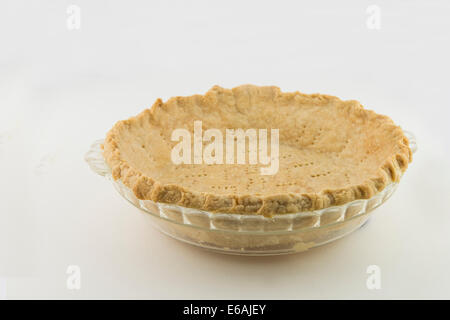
(85, 132, 417, 256)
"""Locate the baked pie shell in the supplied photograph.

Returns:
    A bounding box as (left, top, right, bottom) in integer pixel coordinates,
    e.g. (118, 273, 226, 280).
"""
(103, 85, 412, 217)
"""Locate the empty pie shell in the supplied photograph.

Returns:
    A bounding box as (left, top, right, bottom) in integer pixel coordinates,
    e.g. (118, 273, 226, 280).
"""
(103, 85, 412, 217)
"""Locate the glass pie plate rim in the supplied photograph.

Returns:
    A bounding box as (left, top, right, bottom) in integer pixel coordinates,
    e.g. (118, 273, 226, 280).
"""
(85, 131, 417, 236)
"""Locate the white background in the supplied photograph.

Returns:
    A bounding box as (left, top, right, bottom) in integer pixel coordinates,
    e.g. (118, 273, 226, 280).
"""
(1, 0, 450, 299)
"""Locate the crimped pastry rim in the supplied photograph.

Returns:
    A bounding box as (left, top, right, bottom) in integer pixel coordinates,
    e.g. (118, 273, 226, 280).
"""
(103, 85, 412, 217)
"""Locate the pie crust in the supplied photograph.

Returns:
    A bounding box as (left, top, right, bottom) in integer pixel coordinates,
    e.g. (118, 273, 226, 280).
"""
(103, 85, 412, 217)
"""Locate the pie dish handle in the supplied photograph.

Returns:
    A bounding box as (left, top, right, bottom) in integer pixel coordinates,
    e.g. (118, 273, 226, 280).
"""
(403, 130, 417, 154)
(85, 139, 111, 177)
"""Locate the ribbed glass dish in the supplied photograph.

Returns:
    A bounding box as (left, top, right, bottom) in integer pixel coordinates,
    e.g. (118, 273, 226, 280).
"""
(85, 132, 416, 256)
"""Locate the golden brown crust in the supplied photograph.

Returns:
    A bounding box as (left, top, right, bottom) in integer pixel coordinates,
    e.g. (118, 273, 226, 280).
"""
(103, 85, 412, 217)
